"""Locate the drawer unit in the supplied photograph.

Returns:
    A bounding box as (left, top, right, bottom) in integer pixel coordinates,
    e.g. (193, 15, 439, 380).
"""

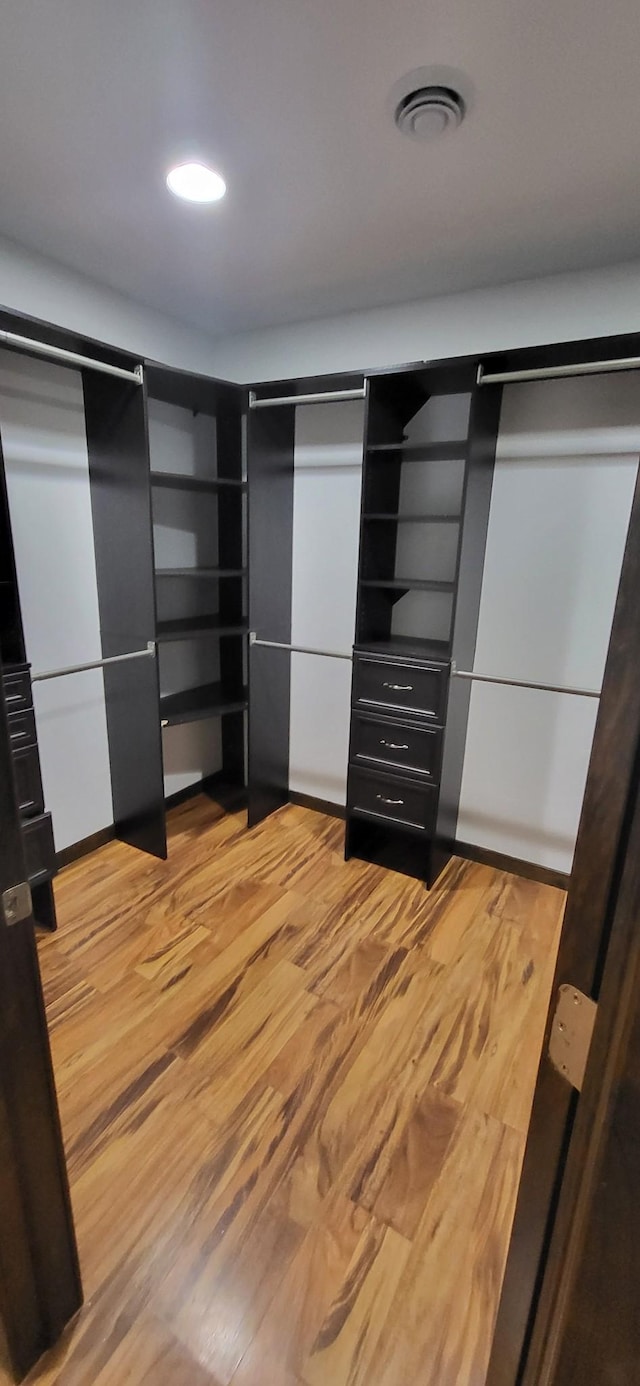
(7, 706, 37, 751)
(350, 709, 443, 782)
(22, 812, 56, 887)
(352, 653, 448, 721)
(348, 766, 438, 835)
(2, 663, 32, 715)
(12, 743, 45, 818)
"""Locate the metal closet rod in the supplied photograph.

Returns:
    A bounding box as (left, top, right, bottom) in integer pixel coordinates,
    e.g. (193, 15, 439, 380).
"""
(477, 355, 640, 386)
(248, 386, 367, 409)
(452, 667, 600, 698)
(32, 643, 156, 683)
(0, 328, 144, 384)
(250, 633, 352, 661)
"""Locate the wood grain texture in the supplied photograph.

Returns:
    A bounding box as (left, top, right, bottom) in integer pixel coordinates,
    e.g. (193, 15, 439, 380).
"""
(25, 795, 564, 1385)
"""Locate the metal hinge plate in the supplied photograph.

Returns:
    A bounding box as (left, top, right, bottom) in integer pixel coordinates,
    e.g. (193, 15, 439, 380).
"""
(549, 984, 597, 1091)
(1, 881, 33, 927)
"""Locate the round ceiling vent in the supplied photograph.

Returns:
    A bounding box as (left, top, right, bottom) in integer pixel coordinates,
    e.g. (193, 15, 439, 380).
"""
(394, 85, 465, 140)
(389, 67, 473, 142)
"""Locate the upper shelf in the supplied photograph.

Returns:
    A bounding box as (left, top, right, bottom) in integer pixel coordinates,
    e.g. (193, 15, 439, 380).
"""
(366, 441, 467, 461)
(156, 616, 248, 642)
(150, 471, 245, 493)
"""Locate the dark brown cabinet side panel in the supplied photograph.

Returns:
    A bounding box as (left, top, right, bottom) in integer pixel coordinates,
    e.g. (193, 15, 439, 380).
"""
(247, 406, 294, 827)
(437, 382, 502, 845)
(488, 458, 640, 1386)
(83, 374, 166, 859)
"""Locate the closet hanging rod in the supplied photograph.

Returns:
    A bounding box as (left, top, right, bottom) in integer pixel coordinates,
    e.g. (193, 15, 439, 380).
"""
(0, 328, 144, 384)
(32, 642, 156, 683)
(250, 633, 352, 661)
(248, 386, 367, 410)
(477, 356, 640, 387)
(452, 667, 599, 698)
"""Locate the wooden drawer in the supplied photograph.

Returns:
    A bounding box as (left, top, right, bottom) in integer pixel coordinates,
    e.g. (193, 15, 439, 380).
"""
(348, 766, 438, 834)
(350, 710, 443, 781)
(12, 743, 45, 818)
(7, 707, 37, 751)
(2, 664, 32, 715)
(352, 654, 447, 721)
(22, 812, 56, 887)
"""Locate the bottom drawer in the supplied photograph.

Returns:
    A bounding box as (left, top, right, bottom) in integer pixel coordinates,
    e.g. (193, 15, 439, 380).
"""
(22, 812, 56, 887)
(12, 743, 44, 818)
(348, 766, 438, 834)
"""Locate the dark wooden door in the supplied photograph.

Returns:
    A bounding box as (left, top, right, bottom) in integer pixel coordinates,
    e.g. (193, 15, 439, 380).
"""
(0, 654, 81, 1380)
(488, 459, 640, 1384)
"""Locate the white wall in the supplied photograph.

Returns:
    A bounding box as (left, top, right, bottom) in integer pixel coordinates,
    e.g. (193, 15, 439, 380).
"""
(206, 259, 640, 383)
(0, 232, 221, 372)
(289, 402, 364, 803)
(0, 237, 226, 850)
(457, 375, 639, 872)
(0, 351, 113, 851)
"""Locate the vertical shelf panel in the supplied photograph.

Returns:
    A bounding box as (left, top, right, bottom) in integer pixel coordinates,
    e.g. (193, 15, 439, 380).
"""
(84, 372, 167, 859)
(247, 405, 295, 827)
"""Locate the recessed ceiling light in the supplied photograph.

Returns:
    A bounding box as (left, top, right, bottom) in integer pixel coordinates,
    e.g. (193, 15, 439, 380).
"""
(166, 162, 226, 203)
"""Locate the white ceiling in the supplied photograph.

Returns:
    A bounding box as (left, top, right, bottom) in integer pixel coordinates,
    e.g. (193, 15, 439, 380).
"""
(1, 0, 640, 337)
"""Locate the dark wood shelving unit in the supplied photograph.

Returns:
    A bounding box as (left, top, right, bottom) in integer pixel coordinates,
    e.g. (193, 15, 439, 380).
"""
(159, 680, 248, 727)
(346, 361, 503, 889)
(146, 361, 247, 813)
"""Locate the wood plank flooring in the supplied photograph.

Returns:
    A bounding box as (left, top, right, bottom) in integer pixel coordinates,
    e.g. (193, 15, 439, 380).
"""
(23, 796, 565, 1386)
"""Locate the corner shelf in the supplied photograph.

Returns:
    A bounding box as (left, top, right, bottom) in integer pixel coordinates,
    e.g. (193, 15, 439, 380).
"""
(160, 681, 248, 727)
(360, 577, 456, 593)
(150, 471, 246, 493)
(156, 616, 248, 643)
(363, 513, 461, 524)
(366, 441, 467, 461)
(154, 567, 246, 580)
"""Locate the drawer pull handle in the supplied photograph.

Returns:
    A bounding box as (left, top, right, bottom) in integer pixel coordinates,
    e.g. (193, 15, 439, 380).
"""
(5, 694, 23, 704)
(383, 682, 413, 692)
(380, 740, 409, 750)
(377, 793, 404, 806)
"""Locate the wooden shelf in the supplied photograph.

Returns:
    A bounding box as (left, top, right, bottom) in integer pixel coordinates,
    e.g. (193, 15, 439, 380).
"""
(360, 577, 455, 593)
(363, 513, 460, 524)
(156, 616, 248, 643)
(160, 681, 248, 727)
(366, 441, 467, 461)
(150, 471, 245, 493)
(155, 567, 246, 580)
(356, 637, 451, 661)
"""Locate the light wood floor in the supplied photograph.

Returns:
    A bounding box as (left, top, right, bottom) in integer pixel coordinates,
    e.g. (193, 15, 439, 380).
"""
(23, 796, 565, 1386)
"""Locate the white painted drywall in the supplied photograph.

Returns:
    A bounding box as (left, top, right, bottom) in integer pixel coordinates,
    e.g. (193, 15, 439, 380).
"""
(457, 374, 639, 873)
(0, 233, 221, 372)
(206, 259, 640, 383)
(0, 350, 113, 850)
(289, 402, 364, 804)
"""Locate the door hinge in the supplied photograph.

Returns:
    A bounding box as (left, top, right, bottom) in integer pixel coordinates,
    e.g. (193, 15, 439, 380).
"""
(1, 881, 33, 927)
(548, 984, 597, 1092)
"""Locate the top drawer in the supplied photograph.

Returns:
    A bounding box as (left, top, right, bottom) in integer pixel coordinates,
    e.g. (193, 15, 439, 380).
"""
(2, 665, 32, 715)
(352, 654, 448, 721)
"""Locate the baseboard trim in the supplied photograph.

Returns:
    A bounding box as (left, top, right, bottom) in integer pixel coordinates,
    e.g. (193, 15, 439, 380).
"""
(164, 771, 230, 812)
(56, 826, 115, 870)
(288, 790, 346, 821)
(452, 838, 570, 891)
